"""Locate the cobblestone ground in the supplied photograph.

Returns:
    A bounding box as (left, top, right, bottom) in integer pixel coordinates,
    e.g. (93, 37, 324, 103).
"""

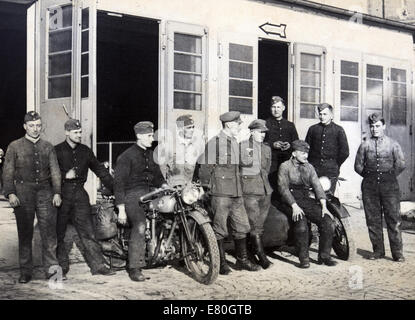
(1, 201, 415, 300)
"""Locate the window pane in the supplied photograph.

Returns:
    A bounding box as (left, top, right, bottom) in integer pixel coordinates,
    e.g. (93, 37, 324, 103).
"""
(82, 30, 88, 52)
(391, 68, 406, 82)
(49, 53, 71, 76)
(81, 76, 88, 98)
(82, 8, 89, 30)
(301, 71, 320, 87)
(341, 92, 358, 107)
(229, 43, 253, 62)
(301, 53, 320, 71)
(341, 76, 358, 91)
(300, 87, 320, 103)
(367, 64, 383, 79)
(48, 76, 71, 99)
(392, 83, 406, 97)
(229, 61, 253, 79)
(390, 97, 406, 125)
(366, 94, 383, 110)
(229, 97, 252, 114)
(174, 33, 202, 54)
(229, 79, 253, 97)
(49, 29, 72, 53)
(174, 92, 201, 110)
(341, 60, 358, 76)
(341, 107, 358, 121)
(174, 54, 202, 73)
(81, 53, 88, 76)
(300, 103, 317, 119)
(49, 5, 72, 30)
(367, 79, 383, 96)
(174, 73, 202, 92)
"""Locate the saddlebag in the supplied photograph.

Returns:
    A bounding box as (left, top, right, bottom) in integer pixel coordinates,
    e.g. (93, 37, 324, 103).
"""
(92, 202, 118, 240)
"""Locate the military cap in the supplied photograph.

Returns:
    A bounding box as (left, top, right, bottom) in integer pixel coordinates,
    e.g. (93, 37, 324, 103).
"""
(271, 96, 285, 105)
(64, 119, 82, 131)
(219, 111, 242, 124)
(176, 114, 194, 127)
(317, 103, 333, 112)
(248, 119, 268, 132)
(292, 140, 310, 153)
(368, 112, 385, 125)
(24, 111, 41, 123)
(134, 121, 154, 134)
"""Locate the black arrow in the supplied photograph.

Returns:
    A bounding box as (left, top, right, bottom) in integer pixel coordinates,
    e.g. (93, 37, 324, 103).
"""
(259, 22, 287, 38)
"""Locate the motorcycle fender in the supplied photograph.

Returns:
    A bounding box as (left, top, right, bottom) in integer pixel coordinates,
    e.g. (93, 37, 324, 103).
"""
(188, 209, 211, 225)
(327, 200, 350, 219)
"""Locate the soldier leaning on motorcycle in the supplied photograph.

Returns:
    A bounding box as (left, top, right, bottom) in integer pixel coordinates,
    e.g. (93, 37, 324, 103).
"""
(3, 102, 407, 285)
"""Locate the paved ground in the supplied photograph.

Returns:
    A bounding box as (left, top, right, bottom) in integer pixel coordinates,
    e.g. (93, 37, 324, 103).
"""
(0, 197, 414, 300)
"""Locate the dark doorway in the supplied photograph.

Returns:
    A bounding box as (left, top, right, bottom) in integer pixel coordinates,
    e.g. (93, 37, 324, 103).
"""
(258, 39, 289, 120)
(96, 11, 159, 162)
(0, 3, 27, 152)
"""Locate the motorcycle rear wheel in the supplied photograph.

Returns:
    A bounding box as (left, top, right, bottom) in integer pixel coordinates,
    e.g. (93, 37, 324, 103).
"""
(182, 218, 219, 285)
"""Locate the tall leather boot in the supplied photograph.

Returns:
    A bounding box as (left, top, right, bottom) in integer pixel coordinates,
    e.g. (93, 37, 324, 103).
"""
(251, 234, 273, 269)
(217, 239, 231, 275)
(234, 238, 261, 271)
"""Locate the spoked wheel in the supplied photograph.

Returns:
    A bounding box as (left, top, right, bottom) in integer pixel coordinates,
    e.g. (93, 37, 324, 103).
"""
(181, 216, 219, 285)
(332, 215, 356, 261)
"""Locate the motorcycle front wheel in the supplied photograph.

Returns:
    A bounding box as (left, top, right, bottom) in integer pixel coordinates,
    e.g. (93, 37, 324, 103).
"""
(332, 215, 356, 261)
(181, 217, 219, 285)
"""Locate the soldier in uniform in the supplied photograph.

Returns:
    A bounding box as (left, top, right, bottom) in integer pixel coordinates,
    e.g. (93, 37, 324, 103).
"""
(157, 114, 205, 186)
(277, 140, 336, 268)
(305, 103, 349, 193)
(55, 119, 115, 278)
(114, 121, 166, 281)
(240, 119, 273, 269)
(354, 113, 406, 262)
(264, 96, 298, 195)
(2, 111, 62, 283)
(199, 111, 260, 275)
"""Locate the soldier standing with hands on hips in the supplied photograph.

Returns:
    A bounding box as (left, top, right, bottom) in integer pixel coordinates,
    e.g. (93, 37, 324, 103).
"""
(114, 121, 166, 282)
(354, 113, 406, 262)
(54, 119, 115, 278)
(305, 103, 349, 194)
(2, 111, 62, 283)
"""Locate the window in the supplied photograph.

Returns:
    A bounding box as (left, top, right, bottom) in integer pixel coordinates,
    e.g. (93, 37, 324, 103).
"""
(173, 33, 203, 110)
(47, 4, 73, 99)
(340, 60, 359, 121)
(228, 43, 254, 114)
(299, 53, 322, 118)
(81, 8, 89, 98)
(365, 64, 383, 119)
(390, 68, 407, 125)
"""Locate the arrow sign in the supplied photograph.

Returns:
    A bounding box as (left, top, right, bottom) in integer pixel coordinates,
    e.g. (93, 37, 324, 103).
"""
(259, 22, 287, 38)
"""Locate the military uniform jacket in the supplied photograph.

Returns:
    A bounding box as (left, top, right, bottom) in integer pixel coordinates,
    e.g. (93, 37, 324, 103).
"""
(198, 130, 243, 197)
(2, 136, 61, 197)
(240, 137, 273, 196)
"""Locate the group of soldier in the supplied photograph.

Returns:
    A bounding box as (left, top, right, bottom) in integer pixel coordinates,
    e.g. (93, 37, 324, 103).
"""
(1, 94, 406, 284)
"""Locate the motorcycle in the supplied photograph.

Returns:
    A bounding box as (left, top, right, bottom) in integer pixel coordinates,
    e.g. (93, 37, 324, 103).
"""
(261, 176, 356, 261)
(95, 183, 220, 285)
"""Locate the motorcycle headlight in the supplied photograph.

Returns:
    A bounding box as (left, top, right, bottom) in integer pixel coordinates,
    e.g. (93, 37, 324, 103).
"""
(319, 176, 332, 192)
(182, 185, 200, 205)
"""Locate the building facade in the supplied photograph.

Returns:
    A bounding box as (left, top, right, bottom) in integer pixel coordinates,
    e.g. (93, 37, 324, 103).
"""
(25, 0, 415, 202)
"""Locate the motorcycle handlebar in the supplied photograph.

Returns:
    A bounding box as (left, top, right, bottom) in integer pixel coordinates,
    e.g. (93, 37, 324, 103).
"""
(139, 188, 164, 202)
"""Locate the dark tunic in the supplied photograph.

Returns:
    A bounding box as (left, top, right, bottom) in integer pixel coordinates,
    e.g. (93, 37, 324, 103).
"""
(113, 144, 165, 206)
(305, 122, 349, 177)
(264, 117, 299, 172)
(55, 141, 113, 190)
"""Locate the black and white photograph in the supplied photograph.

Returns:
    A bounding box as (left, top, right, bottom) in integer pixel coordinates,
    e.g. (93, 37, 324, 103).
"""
(0, 0, 414, 306)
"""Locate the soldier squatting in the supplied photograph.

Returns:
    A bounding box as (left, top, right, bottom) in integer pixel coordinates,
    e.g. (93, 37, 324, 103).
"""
(2, 95, 407, 284)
